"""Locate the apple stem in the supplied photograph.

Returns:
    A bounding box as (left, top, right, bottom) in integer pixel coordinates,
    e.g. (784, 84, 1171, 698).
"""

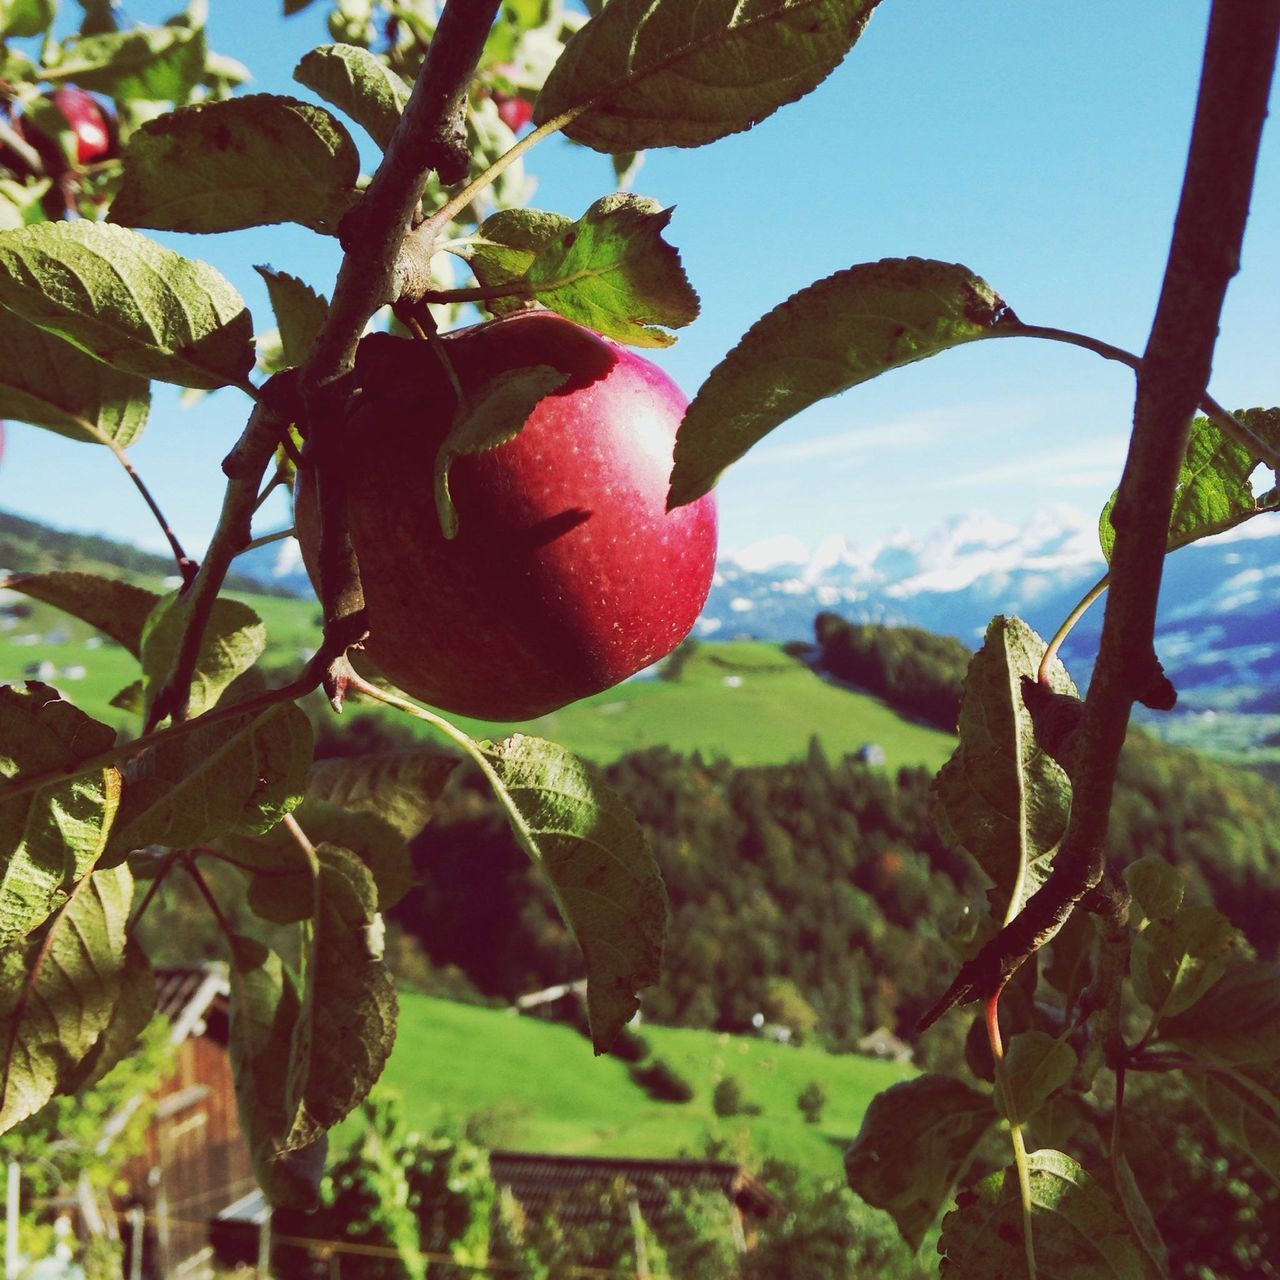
(419, 281, 536, 305)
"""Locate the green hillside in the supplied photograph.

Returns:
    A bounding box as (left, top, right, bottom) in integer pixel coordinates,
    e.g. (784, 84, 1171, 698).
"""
(3, 570, 954, 768)
(359, 992, 912, 1178)
(401, 641, 957, 770)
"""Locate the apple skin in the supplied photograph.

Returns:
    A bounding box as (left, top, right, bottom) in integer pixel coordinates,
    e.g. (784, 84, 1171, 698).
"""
(20, 88, 114, 168)
(494, 92, 534, 134)
(295, 311, 718, 721)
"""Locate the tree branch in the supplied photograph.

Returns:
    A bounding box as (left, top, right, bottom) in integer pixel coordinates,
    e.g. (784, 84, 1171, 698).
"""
(922, 0, 1280, 1028)
(295, 0, 503, 688)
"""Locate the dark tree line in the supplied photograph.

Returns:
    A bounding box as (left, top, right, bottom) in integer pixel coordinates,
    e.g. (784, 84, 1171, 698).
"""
(812, 613, 970, 732)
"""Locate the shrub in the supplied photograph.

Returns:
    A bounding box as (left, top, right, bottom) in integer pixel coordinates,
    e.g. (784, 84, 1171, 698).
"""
(631, 1057, 695, 1103)
(797, 1081, 827, 1124)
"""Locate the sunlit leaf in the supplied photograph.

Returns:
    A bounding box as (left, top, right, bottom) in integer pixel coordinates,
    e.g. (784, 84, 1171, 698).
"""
(0, 864, 133, 1134)
(451, 208, 573, 317)
(2, 571, 160, 657)
(0, 314, 151, 447)
(105, 703, 313, 860)
(522, 194, 698, 346)
(938, 1149, 1146, 1278)
(1002, 1030, 1077, 1123)
(670, 258, 1015, 506)
(0, 222, 255, 391)
(111, 96, 360, 235)
(845, 1074, 994, 1250)
(1123, 854, 1185, 923)
(59, 937, 156, 1094)
(478, 734, 667, 1051)
(45, 22, 207, 102)
(0, 0, 56, 40)
(140, 593, 267, 720)
(1131, 904, 1237, 1022)
(254, 267, 329, 369)
(0, 684, 121, 942)
(934, 617, 1076, 919)
(1099, 409, 1280, 560)
(293, 43, 411, 150)
(536, 0, 882, 153)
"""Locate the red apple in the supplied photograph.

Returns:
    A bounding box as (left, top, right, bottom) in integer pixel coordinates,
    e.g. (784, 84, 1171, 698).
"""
(295, 311, 718, 721)
(19, 87, 114, 168)
(494, 92, 533, 134)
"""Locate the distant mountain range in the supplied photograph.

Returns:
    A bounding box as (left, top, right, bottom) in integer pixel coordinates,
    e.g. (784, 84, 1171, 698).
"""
(237, 503, 1280, 710)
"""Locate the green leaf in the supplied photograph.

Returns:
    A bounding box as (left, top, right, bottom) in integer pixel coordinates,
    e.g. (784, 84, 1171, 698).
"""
(1159, 961, 1280, 1065)
(845, 1074, 994, 1250)
(934, 617, 1076, 919)
(2, 572, 160, 657)
(518, 194, 698, 346)
(59, 936, 156, 1094)
(254, 267, 329, 369)
(0, 222, 255, 391)
(1131, 904, 1237, 1022)
(105, 703, 313, 861)
(110, 95, 361, 236)
(536, 0, 881, 153)
(290, 844, 397, 1145)
(1113, 1154, 1172, 1280)
(1178, 1062, 1280, 1188)
(0, 0, 56, 40)
(451, 208, 574, 317)
(1099, 409, 1280, 560)
(293, 43, 412, 151)
(1002, 1030, 1077, 1123)
(434, 365, 569, 538)
(0, 864, 133, 1135)
(1123, 855, 1185, 922)
(669, 258, 1015, 506)
(226, 935, 317, 1206)
(139, 593, 267, 720)
(938, 1149, 1146, 1279)
(478, 734, 667, 1051)
(225, 798, 414, 925)
(44, 22, 207, 102)
(0, 684, 121, 943)
(0, 311, 151, 447)
(305, 748, 460, 841)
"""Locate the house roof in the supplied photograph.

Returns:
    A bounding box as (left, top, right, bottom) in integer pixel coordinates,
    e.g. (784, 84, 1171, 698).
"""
(154, 964, 229, 1044)
(489, 1151, 780, 1225)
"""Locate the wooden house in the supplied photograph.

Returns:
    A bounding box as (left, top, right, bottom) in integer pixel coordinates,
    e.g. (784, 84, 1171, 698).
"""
(117, 964, 257, 1278)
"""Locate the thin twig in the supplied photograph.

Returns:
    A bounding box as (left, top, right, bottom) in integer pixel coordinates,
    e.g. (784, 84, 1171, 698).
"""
(1007, 324, 1280, 472)
(237, 526, 297, 556)
(922, 1, 1280, 1027)
(145, 400, 289, 729)
(102, 437, 197, 587)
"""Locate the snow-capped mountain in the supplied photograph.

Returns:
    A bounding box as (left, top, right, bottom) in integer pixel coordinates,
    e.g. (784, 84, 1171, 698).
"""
(238, 505, 1280, 700)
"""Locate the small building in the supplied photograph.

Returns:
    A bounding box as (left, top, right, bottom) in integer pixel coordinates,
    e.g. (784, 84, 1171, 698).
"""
(118, 965, 257, 1279)
(856, 1026, 914, 1064)
(855, 742, 887, 767)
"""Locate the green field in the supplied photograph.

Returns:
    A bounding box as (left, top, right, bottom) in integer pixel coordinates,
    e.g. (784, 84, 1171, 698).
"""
(1, 578, 956, 769)
(356, 992, 912, 1177)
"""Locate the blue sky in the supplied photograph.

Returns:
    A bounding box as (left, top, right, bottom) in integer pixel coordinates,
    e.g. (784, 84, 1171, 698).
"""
(2, 1, 1277, 560)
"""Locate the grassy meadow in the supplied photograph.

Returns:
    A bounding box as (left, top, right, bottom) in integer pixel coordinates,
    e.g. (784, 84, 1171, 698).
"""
(352, 992, 913, 1178)
(1, 578, 956, 769)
